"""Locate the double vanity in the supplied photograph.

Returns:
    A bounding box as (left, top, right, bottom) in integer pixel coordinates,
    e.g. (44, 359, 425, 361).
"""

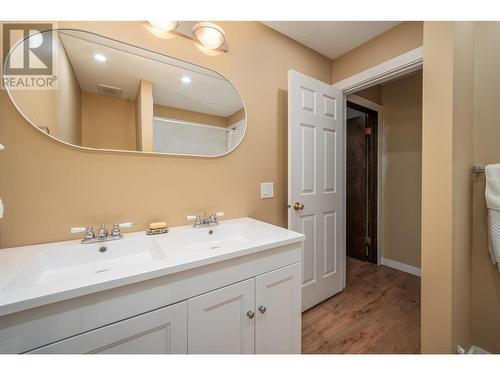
(1, 29, 303, 354)
(0, 218, 304, 354)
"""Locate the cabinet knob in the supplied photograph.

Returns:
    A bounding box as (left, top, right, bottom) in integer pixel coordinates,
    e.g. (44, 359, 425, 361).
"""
(246, 310, 255, 319)
(258, 306, 267, 314)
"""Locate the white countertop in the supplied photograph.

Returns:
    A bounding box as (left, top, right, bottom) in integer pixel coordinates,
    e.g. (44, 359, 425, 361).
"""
(0, 217, 304, 317)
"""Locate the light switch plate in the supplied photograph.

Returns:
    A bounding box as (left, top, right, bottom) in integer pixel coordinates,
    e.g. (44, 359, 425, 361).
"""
(261, 182, 274, 199)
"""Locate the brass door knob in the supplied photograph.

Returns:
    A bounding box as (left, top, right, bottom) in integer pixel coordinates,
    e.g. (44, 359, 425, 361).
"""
(293, 202, 304, 211)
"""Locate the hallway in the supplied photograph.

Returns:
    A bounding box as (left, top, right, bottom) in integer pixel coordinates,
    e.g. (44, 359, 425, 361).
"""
(302, 257, 421, 354)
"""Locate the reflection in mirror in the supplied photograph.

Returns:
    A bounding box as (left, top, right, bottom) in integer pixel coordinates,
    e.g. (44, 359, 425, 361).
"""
(4, 29, 246, 157)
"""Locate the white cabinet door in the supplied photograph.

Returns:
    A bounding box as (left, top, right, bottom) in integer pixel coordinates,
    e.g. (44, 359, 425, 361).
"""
(188, 279, 255, 354)
(29, 301, 187, 354)
(255, 263, 302, 354)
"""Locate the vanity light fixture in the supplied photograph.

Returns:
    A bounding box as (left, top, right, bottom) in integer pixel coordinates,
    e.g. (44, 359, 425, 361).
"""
(93, 53, 107, 62)
(148, 20, 179, 33)
(145, 21, 228, 52)
(192, 22, 226, 50)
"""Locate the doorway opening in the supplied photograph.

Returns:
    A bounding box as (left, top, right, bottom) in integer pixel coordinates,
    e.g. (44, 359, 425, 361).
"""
(302, 69, 423, 354)
(346, 101, 378, 264)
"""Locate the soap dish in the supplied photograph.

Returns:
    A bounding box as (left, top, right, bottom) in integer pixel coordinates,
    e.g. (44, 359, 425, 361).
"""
(146, 227, 169, 236)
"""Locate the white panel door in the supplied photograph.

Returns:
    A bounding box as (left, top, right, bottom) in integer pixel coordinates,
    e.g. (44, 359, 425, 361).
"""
(29, 301, 187, 354)
(255, 263, 301, 354)
(288, 69, 344, 311)
(188, 279, 255, 354)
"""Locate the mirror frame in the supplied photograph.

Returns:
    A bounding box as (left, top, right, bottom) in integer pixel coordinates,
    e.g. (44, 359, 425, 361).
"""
(4, 28, 248, 158)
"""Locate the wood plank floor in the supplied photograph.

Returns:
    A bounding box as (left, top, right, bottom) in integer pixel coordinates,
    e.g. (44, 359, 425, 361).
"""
(302, 257, 421, 354)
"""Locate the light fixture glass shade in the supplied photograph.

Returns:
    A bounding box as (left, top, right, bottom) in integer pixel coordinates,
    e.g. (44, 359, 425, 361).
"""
(147, 20, 178, 33)
(192, 22, 225, 50)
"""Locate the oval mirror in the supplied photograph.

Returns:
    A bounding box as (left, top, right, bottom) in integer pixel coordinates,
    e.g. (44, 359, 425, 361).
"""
(3, 29, 246, 157)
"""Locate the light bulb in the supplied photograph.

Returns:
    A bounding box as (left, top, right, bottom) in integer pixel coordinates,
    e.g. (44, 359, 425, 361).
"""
(94, 54, 107, 62)
(192, 22, 225, 50)
(148, 20, 178, 33)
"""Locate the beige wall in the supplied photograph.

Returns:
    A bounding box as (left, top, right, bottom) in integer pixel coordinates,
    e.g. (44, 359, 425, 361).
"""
(354, 85, 381, 104)
(81, 91, 136, 151)
(421, 22, 475, 354)
(0, 21, 332, 248)
(9, 87, 57, 135)
(332, 22, 423, 83)
(450, 22, 475, 353)
(471, 22, 500, 353)
(135, 79, 153, 152)
(56, 37, 82, 145)
(6, 34, 81, 144)
(380, 71, 422, 268)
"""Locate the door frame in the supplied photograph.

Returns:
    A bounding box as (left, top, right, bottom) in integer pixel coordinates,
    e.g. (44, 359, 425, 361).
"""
(333, 47, 423, 285)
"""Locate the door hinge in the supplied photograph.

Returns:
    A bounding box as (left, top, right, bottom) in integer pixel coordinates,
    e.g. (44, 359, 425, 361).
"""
(364, 127, 372, 136)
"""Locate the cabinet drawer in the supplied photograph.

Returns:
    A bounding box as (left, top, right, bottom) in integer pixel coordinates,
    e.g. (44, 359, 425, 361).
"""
(28, 301, 187, 354)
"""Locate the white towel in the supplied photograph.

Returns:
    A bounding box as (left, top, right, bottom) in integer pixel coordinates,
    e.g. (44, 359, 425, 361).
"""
(488, 209, 500, 270)
(485, 164, 500, 270)
(486, 164, 500, 210)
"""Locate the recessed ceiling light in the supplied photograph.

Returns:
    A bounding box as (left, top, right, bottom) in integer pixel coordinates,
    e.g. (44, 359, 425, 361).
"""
(94, 54, 107, 62)
(29, 32, 43, 49)
(181, 76, 191, 84)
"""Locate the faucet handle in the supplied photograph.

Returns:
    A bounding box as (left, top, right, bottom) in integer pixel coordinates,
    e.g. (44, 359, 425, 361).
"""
(97, 224, 108, 240)
(84, 226, 95, 240)
(117, 222, 132, 229)
(187, 215, 203, 227)
(111, 222, 132, 237)
(70, 227, 87, 234)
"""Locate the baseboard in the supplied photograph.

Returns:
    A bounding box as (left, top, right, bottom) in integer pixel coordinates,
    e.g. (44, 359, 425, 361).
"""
(381, 257, 421, 277)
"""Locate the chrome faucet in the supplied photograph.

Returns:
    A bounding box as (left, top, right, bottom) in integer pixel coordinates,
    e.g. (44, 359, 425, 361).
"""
(70, 222, 132, 244)
(187, 212, 224, 228)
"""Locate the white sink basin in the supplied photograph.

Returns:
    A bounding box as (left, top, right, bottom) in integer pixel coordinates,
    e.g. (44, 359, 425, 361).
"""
(155, 221, 257, 252)
(2, 237, 166, 292)
(0, 218, 304, 316)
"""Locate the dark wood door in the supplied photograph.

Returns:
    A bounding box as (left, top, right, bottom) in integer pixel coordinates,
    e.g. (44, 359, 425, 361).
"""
(346, 103, 378, 263)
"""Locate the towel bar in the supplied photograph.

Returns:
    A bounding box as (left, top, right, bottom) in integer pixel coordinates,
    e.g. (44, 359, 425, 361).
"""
(473, 165, 485, 174)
